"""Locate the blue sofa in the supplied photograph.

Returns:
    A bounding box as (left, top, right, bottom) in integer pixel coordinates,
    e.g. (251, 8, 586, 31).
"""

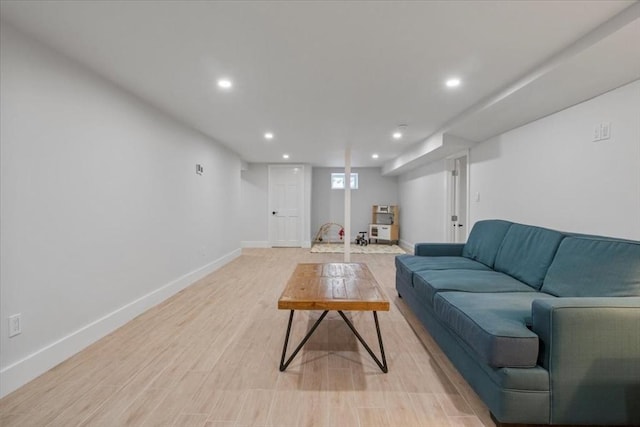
(395, 220, 640, 425)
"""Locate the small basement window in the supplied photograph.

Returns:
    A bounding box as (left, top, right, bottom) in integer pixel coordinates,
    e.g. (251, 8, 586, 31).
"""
(331, 173, 358, 190)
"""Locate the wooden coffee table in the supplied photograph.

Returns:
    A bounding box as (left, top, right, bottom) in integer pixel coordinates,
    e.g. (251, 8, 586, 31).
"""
(277, 263, 390, 373)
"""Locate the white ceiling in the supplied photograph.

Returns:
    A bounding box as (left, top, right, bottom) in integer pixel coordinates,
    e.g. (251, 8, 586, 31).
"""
(1, 1, 639, 171)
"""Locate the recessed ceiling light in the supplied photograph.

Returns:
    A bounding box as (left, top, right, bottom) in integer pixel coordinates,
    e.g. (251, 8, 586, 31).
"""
(445, 78, 461, 88)
(392, 124, 408, 140)
(217, 78, 232, 89)
(282, 154, 290, 159)
(372, 153, 379, 159)
(264, 132, 274, 140)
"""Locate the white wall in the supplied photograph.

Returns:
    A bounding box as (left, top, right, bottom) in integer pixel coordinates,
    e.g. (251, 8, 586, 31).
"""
(398, 161, 448, 248)
(0, 23, 242, 396)
(312, 168, 398, 242)
(470, 80, 640, 239)
(240, 164, 269, 247)
(398, 80, 640, 245)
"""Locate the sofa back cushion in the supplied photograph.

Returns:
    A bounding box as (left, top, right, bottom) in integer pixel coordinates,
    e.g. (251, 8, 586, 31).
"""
(494, 224, 565, 290)
(462, 219, 512, 267)
(541, 237, 640, 297)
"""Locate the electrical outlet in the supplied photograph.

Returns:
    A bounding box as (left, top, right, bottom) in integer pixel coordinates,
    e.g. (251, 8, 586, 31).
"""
(593, 122, 612, 142)
(9, 314, 21, 338)
(593, 125, 601, 141)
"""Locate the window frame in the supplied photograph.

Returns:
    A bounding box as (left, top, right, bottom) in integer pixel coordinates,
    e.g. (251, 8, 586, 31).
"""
(330, 172, 358, 190)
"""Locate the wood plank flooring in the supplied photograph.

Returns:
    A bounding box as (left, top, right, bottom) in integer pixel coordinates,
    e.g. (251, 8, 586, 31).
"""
(0, 248, 495, 427)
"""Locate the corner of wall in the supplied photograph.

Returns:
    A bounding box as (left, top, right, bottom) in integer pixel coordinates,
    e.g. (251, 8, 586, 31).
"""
(399, 239, 415, 254)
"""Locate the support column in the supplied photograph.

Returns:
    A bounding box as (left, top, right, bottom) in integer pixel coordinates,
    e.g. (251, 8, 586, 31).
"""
(344, 148, 351, 262)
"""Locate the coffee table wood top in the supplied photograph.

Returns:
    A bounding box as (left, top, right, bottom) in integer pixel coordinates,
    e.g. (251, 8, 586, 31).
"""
(278, 263, 390, 311)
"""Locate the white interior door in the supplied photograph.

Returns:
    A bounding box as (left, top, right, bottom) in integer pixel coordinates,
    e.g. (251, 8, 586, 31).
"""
(447, 153, 469, 243)
(269, 165, 304, 247)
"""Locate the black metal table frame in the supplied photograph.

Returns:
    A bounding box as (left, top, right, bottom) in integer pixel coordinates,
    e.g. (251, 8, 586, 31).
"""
(279, 309, 388, 373)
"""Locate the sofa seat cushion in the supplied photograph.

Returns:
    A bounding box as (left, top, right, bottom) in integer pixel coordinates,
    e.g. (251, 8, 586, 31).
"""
(395, 254, 491, 287)
(462, 219, 513, 268)
(541, 237, 640, 297)
(494, 224, 565, 290)
(414, 269, 536, 306)
(433, 292, 556, 368)
(396, 254, 491, 273)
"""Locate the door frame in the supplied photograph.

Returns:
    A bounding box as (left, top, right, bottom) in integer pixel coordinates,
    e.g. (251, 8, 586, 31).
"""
(444, 150, 470, 243)
(268, 164, 306, 247)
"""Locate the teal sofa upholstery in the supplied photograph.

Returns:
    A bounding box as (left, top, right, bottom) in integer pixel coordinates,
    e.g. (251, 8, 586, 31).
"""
(395, 220, 640, 425)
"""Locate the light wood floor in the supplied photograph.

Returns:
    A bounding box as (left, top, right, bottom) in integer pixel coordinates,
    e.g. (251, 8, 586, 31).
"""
(0, 248, 496, 427)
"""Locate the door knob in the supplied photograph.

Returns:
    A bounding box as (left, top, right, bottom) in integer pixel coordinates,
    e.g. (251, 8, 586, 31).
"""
(272, 211, 278, 215)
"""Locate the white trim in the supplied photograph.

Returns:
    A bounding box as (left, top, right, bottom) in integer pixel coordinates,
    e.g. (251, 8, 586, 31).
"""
(241, 241, 270, 248)
(463, 152, 471, 241)
(0, 248, 241, 398)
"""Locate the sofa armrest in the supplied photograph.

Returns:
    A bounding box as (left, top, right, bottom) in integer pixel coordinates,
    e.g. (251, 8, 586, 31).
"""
(531, 297, 640, 424)
(414, 243, 464, 257)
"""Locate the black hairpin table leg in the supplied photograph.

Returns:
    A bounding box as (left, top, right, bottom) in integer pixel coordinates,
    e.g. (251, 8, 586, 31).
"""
(338, 310, 388, 373)
(279, 310, 329, 371)
(279, 309, 388, 373)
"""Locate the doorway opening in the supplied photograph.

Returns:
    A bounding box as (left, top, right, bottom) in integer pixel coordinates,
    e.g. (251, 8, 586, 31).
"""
(446, 152, 469, 243)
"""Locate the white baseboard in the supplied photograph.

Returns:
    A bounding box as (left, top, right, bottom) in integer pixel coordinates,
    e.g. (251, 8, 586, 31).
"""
(0, 248, 241, 398)
(241, 240, 270, 248)
(242, 241, 311, 248)
(399, 239, 415, 254)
